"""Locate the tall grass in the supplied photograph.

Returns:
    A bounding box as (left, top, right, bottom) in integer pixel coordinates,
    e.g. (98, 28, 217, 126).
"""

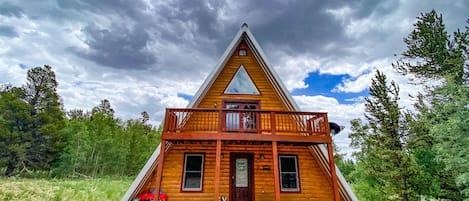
(0, 177, 132, 201)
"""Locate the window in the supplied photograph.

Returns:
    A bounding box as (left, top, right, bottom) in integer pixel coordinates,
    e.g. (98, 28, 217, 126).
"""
(182, 153, 204, 191)
(224, 65, 260, 95)
(279, 155, 300, 192)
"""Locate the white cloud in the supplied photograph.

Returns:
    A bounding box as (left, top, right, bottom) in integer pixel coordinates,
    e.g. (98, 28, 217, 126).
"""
(345, 96, 366, 102)
(270, 51, 321, 91)
(325, 6, 354, 26)
(333, 70, 374, 93)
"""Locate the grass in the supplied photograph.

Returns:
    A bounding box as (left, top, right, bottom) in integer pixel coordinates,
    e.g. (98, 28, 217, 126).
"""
(0, 177, 132, 201)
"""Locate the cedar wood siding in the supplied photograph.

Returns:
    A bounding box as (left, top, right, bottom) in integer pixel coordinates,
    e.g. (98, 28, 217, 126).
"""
(147, 144, 334, 201)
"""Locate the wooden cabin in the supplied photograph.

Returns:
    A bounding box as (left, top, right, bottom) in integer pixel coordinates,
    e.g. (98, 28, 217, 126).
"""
(122, 24, 357, 201)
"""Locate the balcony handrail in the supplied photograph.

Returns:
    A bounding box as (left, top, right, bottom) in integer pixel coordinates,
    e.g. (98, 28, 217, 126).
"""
(163, 108, 330, 137)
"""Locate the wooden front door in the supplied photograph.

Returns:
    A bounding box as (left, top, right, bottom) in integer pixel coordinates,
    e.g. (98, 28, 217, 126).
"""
(230, 153, 254, 201)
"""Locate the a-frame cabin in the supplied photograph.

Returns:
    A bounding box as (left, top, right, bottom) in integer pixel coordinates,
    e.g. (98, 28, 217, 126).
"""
(123, 24, 357, 201)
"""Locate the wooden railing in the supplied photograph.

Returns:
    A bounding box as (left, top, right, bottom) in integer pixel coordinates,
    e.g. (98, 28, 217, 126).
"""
(163, 108, 330, 137)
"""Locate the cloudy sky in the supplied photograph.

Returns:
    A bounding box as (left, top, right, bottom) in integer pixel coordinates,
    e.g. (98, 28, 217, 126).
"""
(0, 0, 467, 156)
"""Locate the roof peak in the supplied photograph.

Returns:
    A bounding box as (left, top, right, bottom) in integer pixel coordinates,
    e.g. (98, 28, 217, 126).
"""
(241, 22, 248, 28)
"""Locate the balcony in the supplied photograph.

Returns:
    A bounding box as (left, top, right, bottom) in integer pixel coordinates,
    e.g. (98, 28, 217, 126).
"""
(162, 108, 332, 144)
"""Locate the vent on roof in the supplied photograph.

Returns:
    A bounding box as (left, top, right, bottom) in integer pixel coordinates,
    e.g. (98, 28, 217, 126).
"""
(238, 49, 247, 56)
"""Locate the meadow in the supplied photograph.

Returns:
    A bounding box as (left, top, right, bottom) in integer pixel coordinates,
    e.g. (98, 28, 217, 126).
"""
(0, 177, 132, 201)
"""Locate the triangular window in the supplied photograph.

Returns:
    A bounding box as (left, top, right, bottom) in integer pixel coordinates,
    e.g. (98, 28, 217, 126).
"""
(224, 65, 260, 94)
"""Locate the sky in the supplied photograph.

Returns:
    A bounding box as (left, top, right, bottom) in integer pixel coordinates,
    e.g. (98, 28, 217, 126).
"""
(0, 0, 467, 157)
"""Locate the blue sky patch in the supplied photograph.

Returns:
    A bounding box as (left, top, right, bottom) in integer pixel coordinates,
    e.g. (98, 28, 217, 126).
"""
(177, 93, 193, 101)
(291, 71, 369, 104)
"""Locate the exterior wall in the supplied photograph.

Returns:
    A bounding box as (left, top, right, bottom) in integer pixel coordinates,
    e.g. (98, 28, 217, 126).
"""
(146, 143, 334, 201)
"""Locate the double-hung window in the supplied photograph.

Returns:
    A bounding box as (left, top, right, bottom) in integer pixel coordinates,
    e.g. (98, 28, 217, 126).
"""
(279, 155, 300, 192)
(182, 153, 204, 191)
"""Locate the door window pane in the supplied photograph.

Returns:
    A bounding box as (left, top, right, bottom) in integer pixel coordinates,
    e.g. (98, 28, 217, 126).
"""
(226, 104, 240, 129)
(236, 158, 248, 187)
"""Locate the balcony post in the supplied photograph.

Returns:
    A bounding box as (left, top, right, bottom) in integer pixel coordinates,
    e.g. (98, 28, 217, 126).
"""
(327, 142, 340, 201)
(272, 141, 280, 201)
(214, 140, 221, 201)
(163, 108, 170, 132)
(270, 111, 276, 135)
(218, 109, 223, 133)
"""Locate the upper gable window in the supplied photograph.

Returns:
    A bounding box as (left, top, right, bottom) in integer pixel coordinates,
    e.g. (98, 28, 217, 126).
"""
(224, 65, 260, 95)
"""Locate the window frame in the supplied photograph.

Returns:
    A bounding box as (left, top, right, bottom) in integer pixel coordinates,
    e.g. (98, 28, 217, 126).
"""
(223, 65, 260, 95)
(279, 155, 300, 192)
(181, 153, 205, 191)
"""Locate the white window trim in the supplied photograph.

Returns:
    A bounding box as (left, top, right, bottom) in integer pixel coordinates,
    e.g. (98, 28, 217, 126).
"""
(182, 153, 204, 191)
(279, 155, 300, 192)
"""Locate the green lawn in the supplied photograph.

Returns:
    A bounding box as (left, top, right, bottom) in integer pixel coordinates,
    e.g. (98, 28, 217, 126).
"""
(0, 177, 132, 201)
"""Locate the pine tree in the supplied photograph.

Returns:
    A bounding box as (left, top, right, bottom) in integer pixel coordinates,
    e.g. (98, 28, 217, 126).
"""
(394, 10, 468, 200)
(23, 65, 66, 171)
(349, 71, 419, 201)
(0, 86, 33, 176)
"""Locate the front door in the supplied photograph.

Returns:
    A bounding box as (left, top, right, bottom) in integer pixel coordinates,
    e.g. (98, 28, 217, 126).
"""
(230, 153, 254, 201)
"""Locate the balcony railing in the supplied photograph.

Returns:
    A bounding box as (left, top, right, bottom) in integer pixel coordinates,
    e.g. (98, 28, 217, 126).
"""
(163, 108, 330, 138)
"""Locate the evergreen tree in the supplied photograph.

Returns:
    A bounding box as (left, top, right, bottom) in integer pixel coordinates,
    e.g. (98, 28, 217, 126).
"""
(0, 86, 33, 176)
(394, 10, 468, 200)
(349, 71, 418, 201)
(23, 65, 66, 171)
(394, 10, 465, 84)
